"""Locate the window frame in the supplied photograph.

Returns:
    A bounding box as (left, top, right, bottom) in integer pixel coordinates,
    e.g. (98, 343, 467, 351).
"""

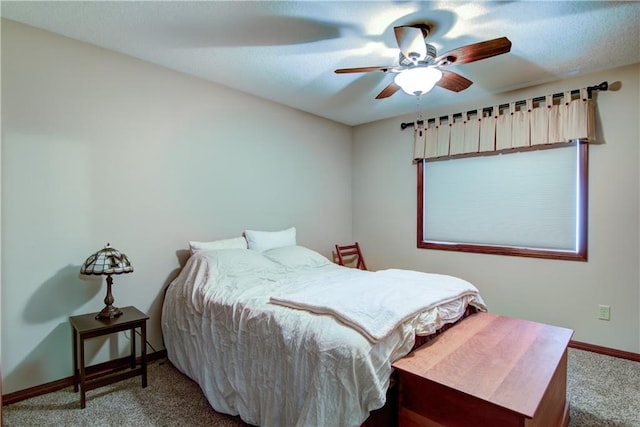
(416, 141, 588, 261)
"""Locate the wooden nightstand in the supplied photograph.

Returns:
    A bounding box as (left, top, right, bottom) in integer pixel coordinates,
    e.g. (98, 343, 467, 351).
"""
(70, 306, 149, 408)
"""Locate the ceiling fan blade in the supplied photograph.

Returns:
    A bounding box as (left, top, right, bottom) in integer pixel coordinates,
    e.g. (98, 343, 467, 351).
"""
(375, 82, 401, 99)
(394, 26, 428, 63)
(436, 70, 473, 92)
(435, 37, 512, 66)
(335, 66, 392, 74)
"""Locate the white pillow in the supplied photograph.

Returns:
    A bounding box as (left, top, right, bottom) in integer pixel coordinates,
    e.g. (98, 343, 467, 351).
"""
(189, 236, 247, 255)
(210, 248, 278, 274)
(263, 245, 331, 268)
(244, 227, 296, 252)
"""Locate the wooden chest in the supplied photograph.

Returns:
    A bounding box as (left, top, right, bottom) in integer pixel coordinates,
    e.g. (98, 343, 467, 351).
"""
(392, 312, 573, 427)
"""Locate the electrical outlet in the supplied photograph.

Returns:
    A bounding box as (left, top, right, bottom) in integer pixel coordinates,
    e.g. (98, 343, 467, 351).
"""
(598, 304, 611, 321)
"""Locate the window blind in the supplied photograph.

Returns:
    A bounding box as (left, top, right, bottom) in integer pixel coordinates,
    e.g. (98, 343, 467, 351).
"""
(423, 143, 580, 251)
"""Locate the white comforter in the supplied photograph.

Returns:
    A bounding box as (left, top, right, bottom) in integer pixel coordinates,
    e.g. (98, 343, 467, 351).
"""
(162, 246, 486, 427)
(270, 268, 482, 343)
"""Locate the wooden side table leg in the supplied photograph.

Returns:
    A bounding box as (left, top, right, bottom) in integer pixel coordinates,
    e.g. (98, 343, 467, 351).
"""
(72, 328, 79, 393)
(79, 335, 86, 409)
(130, 327, 136, 370)
(141, 322, 147, 388)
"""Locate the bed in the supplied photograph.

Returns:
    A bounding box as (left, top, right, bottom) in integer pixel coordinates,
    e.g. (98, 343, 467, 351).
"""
(161, 243, 486, 427)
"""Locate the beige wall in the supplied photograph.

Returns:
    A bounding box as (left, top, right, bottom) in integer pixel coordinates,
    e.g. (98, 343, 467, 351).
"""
(353, 63, 640, 353)
(1, 20, 353, 393)
(2, 17, 639, 397)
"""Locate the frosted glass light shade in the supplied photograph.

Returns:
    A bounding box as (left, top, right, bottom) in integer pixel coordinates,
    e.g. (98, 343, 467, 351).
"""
(394, 67, 443, 95)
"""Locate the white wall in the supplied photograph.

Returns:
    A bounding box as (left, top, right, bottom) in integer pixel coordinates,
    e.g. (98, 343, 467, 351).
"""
(353, 63, 640, 353)
(1, 20, 353, 393)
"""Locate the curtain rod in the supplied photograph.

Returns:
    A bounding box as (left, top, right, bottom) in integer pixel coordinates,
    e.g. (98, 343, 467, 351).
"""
(400, 81, 608, 130)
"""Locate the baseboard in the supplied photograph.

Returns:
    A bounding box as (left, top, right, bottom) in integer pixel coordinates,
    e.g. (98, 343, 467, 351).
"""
(569, 340, 640, 362)
(4, 342, 639, 406)
(2, 349, 167, 406)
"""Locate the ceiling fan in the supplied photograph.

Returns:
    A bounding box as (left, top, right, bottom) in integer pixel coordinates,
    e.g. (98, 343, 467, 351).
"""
(335, 24, 512, 99)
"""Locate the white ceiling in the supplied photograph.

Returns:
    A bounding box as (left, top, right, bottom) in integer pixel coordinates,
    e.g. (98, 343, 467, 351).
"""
(2, 1, 639, 126)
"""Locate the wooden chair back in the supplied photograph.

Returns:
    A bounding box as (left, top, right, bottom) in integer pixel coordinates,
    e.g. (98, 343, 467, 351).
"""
(335, 242, 367, 270)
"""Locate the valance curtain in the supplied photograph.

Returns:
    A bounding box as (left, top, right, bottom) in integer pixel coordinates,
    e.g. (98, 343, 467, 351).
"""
(414, 88, 597, 160)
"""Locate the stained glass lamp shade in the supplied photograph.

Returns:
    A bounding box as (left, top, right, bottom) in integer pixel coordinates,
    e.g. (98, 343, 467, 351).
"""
(80, 243, 133, 320)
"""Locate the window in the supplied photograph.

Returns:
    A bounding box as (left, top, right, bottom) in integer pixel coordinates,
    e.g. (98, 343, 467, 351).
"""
(417, 141, 588, 261)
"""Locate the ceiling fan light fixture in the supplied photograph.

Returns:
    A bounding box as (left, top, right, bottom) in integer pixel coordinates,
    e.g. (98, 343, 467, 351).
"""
(394, 67, 443, 96)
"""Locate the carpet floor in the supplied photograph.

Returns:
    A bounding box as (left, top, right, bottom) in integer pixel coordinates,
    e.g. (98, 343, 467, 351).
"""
(3, 348, 639, 426)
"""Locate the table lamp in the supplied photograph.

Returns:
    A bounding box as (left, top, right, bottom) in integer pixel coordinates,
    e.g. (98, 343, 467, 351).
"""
(80, 243, 134, 319)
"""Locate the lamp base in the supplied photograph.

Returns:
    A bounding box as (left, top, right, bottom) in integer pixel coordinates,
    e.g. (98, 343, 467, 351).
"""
(95, 305, 123, 320)
(95, 274, 123, 320)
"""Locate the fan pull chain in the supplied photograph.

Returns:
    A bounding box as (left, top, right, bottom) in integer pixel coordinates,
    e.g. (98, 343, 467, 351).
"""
(415, 93, 424, 129)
